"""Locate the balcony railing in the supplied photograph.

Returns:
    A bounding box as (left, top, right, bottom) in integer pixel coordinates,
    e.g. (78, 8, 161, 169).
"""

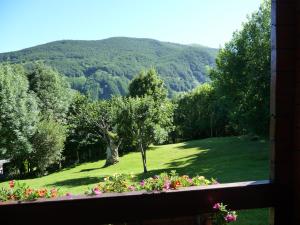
(0, 180, 273, 225)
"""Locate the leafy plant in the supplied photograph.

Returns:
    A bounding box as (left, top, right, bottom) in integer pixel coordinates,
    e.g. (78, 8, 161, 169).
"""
(212, 203, 237, 224)
(0, 180, 60, 202)
(85, 171, 217, 194)
(140, 170, 216, 191)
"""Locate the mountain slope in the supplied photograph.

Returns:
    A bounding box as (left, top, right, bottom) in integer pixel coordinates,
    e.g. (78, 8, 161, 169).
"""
(0, 37, 218, 99)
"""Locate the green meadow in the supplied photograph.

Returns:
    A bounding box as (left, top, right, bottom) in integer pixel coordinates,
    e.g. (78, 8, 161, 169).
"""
(0, 136, 269, 225)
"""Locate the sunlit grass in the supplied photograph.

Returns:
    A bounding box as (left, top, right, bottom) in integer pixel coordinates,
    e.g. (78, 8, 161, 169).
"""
(0, 136, 269, 225)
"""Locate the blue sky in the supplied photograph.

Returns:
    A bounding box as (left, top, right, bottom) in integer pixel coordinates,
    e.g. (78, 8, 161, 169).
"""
(0, 0, 262, 53)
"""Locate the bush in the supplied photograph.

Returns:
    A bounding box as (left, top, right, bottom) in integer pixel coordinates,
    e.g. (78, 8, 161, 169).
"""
(30, 119, 67, 175)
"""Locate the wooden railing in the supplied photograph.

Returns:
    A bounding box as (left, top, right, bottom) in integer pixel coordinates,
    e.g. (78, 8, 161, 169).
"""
(0, 180, 274, 225)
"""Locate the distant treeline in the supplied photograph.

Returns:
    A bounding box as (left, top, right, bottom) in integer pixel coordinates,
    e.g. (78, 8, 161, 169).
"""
(0, 37, 217, 99)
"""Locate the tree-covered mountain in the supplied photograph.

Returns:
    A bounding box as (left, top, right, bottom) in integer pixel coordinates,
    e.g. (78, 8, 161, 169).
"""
(0, 37, 218, 99)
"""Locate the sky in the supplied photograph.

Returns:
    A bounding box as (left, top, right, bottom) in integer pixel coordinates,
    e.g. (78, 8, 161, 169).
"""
(0, 0, 263, 53)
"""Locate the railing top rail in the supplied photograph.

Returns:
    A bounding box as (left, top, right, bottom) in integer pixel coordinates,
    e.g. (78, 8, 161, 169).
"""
(0, 180, 274, 225)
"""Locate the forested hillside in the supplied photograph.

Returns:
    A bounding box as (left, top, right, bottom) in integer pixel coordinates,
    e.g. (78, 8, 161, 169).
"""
(0, 37, 217, 99)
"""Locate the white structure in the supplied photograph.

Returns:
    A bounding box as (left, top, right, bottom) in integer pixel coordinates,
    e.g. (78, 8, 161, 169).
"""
(0, 159, 10, 175)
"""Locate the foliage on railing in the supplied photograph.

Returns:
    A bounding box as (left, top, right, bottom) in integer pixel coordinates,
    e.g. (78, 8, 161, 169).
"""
(0, 172, 238, 224)
(0, 180, 59, 202)
(85, 171, 218, 195)
(212, 203, 237, 224)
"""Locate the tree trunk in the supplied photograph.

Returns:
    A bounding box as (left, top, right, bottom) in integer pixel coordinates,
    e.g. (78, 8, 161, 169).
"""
(88, 149, 92, 160)
(105, 140, 120, 166)
(27, 161, 30, 174)
(210, 113, 213, 137)
(76, 149, 80, 163)
(18, 161, 26, 178)
(140, 142, 147, 173)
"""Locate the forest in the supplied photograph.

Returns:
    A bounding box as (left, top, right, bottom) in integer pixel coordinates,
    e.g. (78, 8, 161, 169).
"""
(0, 37, 217, 99)
(0, 0, 270, 178)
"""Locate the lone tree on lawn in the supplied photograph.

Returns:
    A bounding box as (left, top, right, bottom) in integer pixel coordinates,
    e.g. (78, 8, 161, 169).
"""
(117, 96, 174, 173)
(118, 69, 174, 173)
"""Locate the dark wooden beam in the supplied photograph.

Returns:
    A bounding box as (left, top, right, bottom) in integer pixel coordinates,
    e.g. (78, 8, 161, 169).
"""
(0, 181, 273, 225)
(270, 0, 300, 224)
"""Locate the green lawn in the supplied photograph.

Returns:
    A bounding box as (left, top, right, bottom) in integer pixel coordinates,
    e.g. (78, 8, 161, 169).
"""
(0, 136, 270, 225)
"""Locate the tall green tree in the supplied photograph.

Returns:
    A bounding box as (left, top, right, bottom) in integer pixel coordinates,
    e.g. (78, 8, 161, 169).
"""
(117, 96, 174, 173)
(173, 84, 228, 140)
(209, 0, 271, 136)
(30, 118, 66, 175)
(78, 98, 123, 166)
(25, 63, 72, 173)
(126, 69, 174, 172)
(129, 68, 167, 101)
(27, 63, 73, 123)
(66, 93, 95, 164)
(66, 92, 109, 164)
(0, 64, 39, 174)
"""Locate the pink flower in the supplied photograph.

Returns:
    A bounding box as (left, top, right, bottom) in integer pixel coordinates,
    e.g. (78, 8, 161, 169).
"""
(213, 203, 221, 210)
(163, 181, 170, 190)
(140, 180, 145, 187)
(93, 187, 102, 195)
(128, 186, 136, 191)
(224, 214, 237, 223)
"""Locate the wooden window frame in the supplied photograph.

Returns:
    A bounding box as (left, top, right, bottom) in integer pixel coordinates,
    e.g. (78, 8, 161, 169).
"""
(0, 1, 298, 224)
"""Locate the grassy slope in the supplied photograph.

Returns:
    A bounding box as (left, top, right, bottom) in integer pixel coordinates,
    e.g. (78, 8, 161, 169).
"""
(0, 136, 269, 224)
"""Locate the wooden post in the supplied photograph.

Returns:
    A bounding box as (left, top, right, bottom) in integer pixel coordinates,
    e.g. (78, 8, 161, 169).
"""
(270, 0, 300, 224)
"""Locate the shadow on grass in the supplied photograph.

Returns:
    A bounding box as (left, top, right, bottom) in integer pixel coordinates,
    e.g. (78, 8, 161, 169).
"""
(134, 137, 269, 182)
(78, 167, 103, 173)
(46, 176, 108, 188)
(47, 137, 268, 187)
(134, 141, 217, 182)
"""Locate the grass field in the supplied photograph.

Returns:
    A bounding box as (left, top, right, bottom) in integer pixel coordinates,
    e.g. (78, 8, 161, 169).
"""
(0, 136, 270, 225)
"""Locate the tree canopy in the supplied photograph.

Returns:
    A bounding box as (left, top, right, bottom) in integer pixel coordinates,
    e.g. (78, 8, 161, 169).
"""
(209, 0, 271, 136)
(129, 68, 167, 101)
(116, 96, 174, 173)
(27, 63, 73, 123)
(0, 63, 72, 176)
(0, 64, 39, 174)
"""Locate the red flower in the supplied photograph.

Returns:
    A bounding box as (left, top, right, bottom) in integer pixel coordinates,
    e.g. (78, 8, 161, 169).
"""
(9, 180, 14, 188)
(170, 180, 181, 189)
(25, 188, 34, 197)
(37, 188, 47, 198)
